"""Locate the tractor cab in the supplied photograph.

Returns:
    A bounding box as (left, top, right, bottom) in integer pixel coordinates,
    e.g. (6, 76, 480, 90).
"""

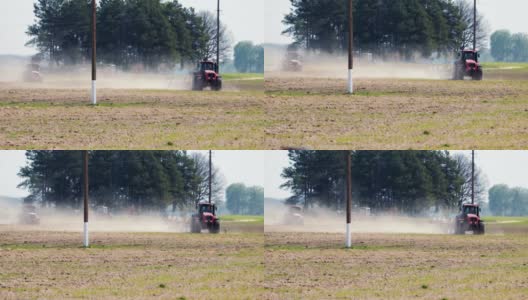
(198, 61, 219, 73)
(460, 50, 480, 63)
(198, 202, 217, 215)
(461, 203, 480, 216)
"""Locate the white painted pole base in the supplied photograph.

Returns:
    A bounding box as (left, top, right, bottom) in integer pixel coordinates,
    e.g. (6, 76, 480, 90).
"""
(346, 222, 352, 248)
(91, 80, 97, 105)
(83, 222, 89, 248)
(348, 69, 354, 94)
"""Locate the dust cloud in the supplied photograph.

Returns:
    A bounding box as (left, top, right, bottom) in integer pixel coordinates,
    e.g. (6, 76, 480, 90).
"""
(265, 47, 453, 80)
(0, 204, 190, 233)
(265, 204, 451, 235)
(0, 59, 194, 90)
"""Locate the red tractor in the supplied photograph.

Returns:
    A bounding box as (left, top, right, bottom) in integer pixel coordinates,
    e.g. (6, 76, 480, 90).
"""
(190, 202, 220, 234)
(454, 203, 485, 235)
(453, 49, 483, 81)
(192, 61, 222, 91)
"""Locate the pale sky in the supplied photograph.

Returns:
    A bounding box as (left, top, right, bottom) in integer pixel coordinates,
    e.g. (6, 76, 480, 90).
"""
(265, 0, 528, 45)
(3, 150, 528, 201)
(0, 0, 264, 55)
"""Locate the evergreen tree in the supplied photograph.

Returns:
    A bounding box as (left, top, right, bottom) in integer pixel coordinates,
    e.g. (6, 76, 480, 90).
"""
(281, 151, 483, 214)
(17, 151, 220, 213)
(283, 0, 478, 58)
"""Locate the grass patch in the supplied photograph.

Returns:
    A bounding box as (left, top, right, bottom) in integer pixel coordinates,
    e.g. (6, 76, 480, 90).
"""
(222, 73, 264, 80)
(482, 216, 528, 226)
(220, 215, 264, 224)
(481, 62, 528, 71)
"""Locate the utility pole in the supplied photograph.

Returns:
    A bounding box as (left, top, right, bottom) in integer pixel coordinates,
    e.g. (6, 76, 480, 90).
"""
(91, 0, 97, 105)
(209, 150, 212, 204)
(83, 151, 90, 248)
(347, 0, 354, 94)
(471, 150, 475, 204)
(216, 0, 220, 72)
(473, 0, 477, 51)
(345, 150, 352, 248)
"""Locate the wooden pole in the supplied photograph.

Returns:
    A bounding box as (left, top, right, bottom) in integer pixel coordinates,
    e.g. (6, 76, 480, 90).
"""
(345, 150, 352, 248)
(91, 0, 97, 105)
(471, 150, 475, 204)
(473, 0, 477, 50)
(83, 151, 90, 247)
(209, 150, 212, 204)
(347, 0, 354, 94)
(217, 0, 220, 72)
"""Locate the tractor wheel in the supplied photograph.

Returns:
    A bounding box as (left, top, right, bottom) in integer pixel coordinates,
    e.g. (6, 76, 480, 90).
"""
(190, 218, 201, 233)
(454, 223, 464, 235)
(454, 68, 464, 80)
(209, 222, 220, 234)
(477, 223, 485, 235)
(472, 71, 483, 81)
(213, 80, 222, 91)
(192, 78, 203, 91)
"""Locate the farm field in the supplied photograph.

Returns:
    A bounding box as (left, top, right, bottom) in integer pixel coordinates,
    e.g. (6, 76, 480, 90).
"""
(1, 67, 528, 149)
(264, 65, 528, 150)
(264, 219, 528, 299)
(0, 216, 264, 300)
(0, 73, 264, 150)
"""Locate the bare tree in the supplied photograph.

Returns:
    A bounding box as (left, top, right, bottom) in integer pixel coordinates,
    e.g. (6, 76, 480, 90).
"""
(453, 153, 488, 206)
(198, 11, 233, 63)
(456, 0, 490, 49)
(189, 152, 225, 206)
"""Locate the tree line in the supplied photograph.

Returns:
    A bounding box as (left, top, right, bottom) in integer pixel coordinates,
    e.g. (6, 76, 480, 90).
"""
(488, 185, 528, 216)
(281, 151, 485, 214)
(490, 30, 528, 62)
(18, 151, 223, 212)
(27, 0, 231, 70)
(225, 183, 264, 215)
(283, 0, 488, 59)
(234, 42, 264, 73)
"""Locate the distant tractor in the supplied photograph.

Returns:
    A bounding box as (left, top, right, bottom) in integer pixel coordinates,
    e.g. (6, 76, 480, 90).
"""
(190, 202, 220, 234)
(454, 203, 485, 235)
(453, 49, 483, 81)
(19, 204, 40, 225)
(282, 51, 303, 72)
(192, 60, 222, 91)
(23, 63, 43, 83)
(284, 205, 304, 225)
